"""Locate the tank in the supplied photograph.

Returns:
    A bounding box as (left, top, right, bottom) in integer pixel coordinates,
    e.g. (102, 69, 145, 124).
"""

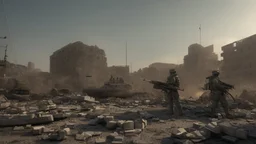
(83, 77, 133, 98)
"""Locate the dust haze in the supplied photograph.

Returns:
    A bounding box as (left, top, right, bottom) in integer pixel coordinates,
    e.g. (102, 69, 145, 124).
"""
(1, 1, 256, 144)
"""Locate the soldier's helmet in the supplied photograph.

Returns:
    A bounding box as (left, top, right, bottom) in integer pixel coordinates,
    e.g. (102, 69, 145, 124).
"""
(212, 70, 220, 76)
(169, 69, 176, 74)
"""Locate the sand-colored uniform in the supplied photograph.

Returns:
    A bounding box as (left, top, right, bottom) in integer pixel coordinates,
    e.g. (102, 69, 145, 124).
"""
(209, 76, 230, 116)
(166, 75, 183, 115)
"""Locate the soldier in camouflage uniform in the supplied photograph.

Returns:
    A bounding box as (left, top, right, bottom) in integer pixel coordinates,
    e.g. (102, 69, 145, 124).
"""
(208, 70, 232, 118)
(166, 69, 183, 116)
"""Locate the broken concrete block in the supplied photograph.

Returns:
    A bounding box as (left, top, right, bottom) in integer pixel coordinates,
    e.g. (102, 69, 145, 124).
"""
(235, 128, 247, 139)
(123, 120, 134, 130)
(53, 113, 70, 120)
(29, 115, 54, 125)
(104, 115, 114, 122)
(92, 131, 102, 136)
(124, 129, 142, 136)
(63, 128, 71, 136)
(205, 122, 221, 134)
(134, 119, 145, 129)
(75, 133, 86, 141)
(114, 135, 124, 141)
(106, 121, 117, 130)
(95, 137, 106, 144)
(193, 122, 206, 129)
(77, 113, 87, 117)
(117, 120, 125, 127)
(13, 126, 25, 131)
(65, 122, 76, 129)
(32, 126, 45, 135)
(219, 122, 237, 136)
(75, 132, 92, 141)
(48, 130, 66, 141)
(222, 135, 237, 142)
(43, 127, 55, 133)
(142, 119, 147, 126)
(185, 130, 204, 139)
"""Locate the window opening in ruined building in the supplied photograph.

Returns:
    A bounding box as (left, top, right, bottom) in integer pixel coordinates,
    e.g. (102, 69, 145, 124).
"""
(233, 43, 237, 47)
(234, 49, 237, 52)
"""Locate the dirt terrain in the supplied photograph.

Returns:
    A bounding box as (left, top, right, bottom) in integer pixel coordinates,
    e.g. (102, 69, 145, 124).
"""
(0, 94, 256, 144)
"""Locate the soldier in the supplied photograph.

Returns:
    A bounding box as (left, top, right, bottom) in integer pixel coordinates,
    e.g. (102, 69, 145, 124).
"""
(208, 70, 232, 118)
(110, 75, 114, 83)
(166, 69, 183, 116)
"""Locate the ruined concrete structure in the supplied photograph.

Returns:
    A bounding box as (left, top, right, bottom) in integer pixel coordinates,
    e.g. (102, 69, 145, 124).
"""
(184, 44, 218, 73)
(180, 44, 219, 96)
(50, 41, 108, 90)
(108, 66, 130, 82)
(27, 62, 35, 71)
(221, 34, 256, 83)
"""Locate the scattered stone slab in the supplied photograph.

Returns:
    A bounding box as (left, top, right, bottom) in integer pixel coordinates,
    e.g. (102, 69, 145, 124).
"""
(75, 132, 92, 141)
(32, 126, 45, 135)
(95, 137, 106, 144)
(123, 120, 134, 130)
(205, 122, 221, 134)
(124, 129, 142, 136)
(13, 126, 25, 131)
(47, 130, 66, 141)
(106, 121, 117, 130)
(134, 119, 146, 129)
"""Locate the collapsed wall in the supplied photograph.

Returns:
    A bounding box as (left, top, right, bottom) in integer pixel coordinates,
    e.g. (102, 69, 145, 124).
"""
(221, 34, 256, 86)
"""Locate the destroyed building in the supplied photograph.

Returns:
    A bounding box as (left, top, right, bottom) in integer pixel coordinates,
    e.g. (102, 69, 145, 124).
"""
(27, 62, 35, 71)
(179, 44, 219, 96)
(221, 34, 256, 84)
(50, 41, 109, 90)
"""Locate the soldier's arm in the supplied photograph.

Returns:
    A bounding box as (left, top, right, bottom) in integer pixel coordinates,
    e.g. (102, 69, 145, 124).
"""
(174, 76, 180, 88)
(212, 79, 225, 91)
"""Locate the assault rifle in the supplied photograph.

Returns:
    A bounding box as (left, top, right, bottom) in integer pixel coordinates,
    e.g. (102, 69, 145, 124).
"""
(142, 78, 184, 92)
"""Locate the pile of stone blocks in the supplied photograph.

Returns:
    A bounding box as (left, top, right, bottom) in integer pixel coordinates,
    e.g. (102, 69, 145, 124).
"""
(172, 121, 256, 143)
(38, 100, 57, 111)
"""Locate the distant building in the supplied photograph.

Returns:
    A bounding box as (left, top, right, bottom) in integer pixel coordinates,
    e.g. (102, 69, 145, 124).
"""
(27, 62, 35, 71)
(181, 43, 219, 86)
(50, 41, 108, 89)
(184, 44, 218, 73)
(221, 34, 256, 82)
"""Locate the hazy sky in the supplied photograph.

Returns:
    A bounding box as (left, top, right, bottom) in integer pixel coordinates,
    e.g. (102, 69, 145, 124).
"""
(0, 0, 255, 72)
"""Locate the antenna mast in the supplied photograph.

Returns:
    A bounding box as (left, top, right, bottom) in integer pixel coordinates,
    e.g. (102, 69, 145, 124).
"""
(125, 41, 127, 66)
(199, 24, 201, 45)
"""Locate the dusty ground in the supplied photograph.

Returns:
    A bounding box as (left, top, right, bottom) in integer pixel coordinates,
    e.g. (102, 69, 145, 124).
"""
(0, 97, 256, 144)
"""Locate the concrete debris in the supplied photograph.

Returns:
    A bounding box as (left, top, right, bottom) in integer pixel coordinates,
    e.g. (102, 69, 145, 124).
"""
(75, 132, 92, 141)
(123, 120, 134, 130)
(106, 120, 118, 130)
(95, 137, 106, 144)
(32, 126, 45, 135)
(47, 130, 66, 141)
(124, 129, 142, 136)
(205, 122, 221, 134)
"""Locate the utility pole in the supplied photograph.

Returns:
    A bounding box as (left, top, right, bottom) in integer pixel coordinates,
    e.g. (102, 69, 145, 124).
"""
(125, 41, 127, 66)
(199, 24, 201, 45)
